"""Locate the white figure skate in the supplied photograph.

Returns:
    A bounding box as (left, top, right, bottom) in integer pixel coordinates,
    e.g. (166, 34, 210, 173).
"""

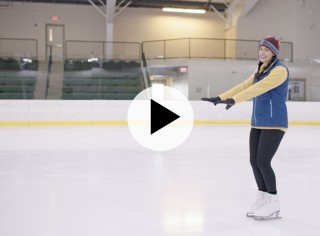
(246, 190, 267, 217)
(253, 193, 282, 220)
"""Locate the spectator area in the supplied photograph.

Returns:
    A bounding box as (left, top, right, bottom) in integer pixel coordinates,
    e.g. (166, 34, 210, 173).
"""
(62, 59, 144, 100)
(0, 57, 38, 99)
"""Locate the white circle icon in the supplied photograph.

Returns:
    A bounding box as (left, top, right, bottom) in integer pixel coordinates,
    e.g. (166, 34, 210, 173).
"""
(127, 85, 194, 151)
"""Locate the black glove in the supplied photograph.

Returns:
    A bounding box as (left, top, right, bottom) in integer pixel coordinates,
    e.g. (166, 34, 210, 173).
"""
(216, 98, 235, 110)
(201, 96, 221, 105)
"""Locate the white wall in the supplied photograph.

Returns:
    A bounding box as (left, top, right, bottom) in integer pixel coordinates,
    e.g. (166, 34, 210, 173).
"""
(188, 59, 257, 100)
(0, 2, 226, 60)
(188, 59, 320, 101)
(1, 0, 320, 61)
(148, 59, 320, 101)
(114, 8, 226, 42)
(236, 0, 320, 60)
(0, 3, 106, 60)
(0, 100, 319, 125)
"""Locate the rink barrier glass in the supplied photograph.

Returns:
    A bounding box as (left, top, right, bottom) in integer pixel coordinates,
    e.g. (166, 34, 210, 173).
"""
(1, 38, 296, 101)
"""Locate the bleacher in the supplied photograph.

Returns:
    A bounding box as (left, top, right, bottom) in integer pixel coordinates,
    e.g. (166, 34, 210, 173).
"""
(62, 59, 143, 100)
(0, 58, 38, 99)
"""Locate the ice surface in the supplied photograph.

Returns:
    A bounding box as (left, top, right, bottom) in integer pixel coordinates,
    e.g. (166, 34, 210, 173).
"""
(0, 125, 319, 236)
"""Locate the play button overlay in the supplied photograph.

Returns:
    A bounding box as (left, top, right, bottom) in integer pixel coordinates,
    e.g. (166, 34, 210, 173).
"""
(127, 86, 194, 151)
(151, 99, 180, 135)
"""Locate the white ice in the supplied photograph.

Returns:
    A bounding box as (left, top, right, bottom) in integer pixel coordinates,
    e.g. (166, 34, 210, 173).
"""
(0, 124, 320, 236)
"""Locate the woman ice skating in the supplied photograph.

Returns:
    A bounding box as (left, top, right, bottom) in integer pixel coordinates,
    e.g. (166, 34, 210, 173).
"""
(202, 36, 288, 220)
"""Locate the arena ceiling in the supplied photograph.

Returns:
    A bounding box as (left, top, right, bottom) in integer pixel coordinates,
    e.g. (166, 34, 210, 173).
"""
(2, 0, 231, 12)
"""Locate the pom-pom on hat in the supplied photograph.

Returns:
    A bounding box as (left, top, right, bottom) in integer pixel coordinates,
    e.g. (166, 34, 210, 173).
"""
(259, 36, 280, 56)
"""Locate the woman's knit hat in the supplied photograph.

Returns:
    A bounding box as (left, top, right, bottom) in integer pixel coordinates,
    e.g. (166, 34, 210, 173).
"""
(259, 36, 280, 56)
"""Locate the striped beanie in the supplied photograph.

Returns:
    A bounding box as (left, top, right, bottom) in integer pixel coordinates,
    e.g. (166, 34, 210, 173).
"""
(259, 36, 280, 56)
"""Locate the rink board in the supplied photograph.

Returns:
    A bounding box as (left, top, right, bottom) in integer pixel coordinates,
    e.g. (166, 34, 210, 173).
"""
(0, 100, 319, 126)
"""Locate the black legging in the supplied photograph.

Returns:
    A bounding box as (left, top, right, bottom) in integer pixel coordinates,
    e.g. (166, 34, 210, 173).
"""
(249, 128, 285, 194)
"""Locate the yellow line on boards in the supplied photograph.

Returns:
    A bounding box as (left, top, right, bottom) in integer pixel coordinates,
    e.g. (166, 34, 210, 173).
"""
(0, 120, 320, 126)
(194, 120, 250, 125)
(288, 121, 320, 126)
(0, 121, 128, 126)
(195, 120, 320, 126)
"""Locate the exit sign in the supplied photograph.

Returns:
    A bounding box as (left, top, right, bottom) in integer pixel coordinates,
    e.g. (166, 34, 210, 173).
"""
(52, 16, 59, 21)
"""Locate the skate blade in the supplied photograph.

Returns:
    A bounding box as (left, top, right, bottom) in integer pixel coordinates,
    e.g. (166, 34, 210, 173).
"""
(254, 210, 281, 220)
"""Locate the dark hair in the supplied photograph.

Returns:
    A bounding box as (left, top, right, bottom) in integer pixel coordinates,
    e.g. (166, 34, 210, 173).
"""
(255, 56, 276, 78)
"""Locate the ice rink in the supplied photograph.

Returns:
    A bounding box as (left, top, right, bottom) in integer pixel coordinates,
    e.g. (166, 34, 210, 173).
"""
(0, 124, 320, 236)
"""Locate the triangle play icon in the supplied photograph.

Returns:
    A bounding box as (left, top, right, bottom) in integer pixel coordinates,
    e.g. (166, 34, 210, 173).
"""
(150, 99, 180, 135)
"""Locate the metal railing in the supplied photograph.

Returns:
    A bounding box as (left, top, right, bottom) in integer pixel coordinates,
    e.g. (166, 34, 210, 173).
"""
(65, 40, 141, 61)
(0, 38, 293, 62)
(142, 38, 293, 61)
(45, 45, 53, 99)
(0, 38, 38, 59)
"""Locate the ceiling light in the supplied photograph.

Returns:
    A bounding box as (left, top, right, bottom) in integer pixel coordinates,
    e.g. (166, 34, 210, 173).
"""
(22, 58, 32, 63)
(162, 7, 206, 14)
(88, 57, 98, 62)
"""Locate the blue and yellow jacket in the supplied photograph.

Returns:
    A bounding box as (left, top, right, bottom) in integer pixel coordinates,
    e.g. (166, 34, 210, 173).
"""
(218, 59, 289, 131)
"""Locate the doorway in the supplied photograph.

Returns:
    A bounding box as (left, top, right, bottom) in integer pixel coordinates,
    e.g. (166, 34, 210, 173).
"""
(46, 24, 64, 61)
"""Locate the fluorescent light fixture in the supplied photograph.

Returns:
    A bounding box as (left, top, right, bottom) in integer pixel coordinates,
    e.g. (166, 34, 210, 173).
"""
(163, 7, 206, 14)
(88, 57, 98, 62)
(22, 58, 32, 63)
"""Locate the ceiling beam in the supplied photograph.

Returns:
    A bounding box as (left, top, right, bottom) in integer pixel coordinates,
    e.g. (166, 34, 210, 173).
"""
(87, 0, 106, 17)
(115, 0, 131, 17)
(127, 0, 226, 11)
(8, 0, 228, 12)
(210, 4, 226, 22)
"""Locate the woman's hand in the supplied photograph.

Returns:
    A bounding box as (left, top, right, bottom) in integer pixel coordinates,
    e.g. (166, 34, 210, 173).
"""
(201, 96, 221, 105)
(216, 98, 235, 110)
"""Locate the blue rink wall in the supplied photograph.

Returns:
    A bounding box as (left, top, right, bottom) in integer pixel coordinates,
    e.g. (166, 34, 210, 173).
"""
(0, 101, 319, 126)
